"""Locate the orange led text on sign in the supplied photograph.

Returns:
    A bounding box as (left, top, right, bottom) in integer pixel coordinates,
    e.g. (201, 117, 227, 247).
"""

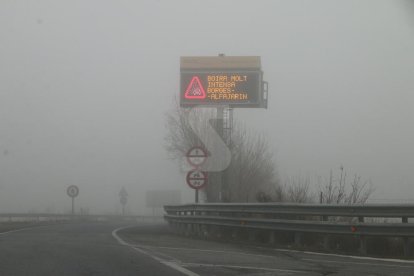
(206, 74, 249, 101)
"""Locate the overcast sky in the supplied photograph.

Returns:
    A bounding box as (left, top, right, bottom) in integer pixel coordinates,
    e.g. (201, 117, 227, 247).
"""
(1, 0, 413, 213)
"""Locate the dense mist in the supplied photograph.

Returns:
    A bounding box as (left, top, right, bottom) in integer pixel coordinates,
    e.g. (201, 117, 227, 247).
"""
(0, 0, 413, 213)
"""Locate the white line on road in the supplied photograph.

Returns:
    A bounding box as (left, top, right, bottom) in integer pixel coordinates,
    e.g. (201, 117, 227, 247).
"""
(112, 238, 305, 275)
(112, 226, 200, 276)
(0, 225, 48, 236)
(264, 247, 414, 264)
(182, 262, 305, 274)
(145, 245, 287, 260)
(302, 258, 414, 269)
(141, 244, 414, 270)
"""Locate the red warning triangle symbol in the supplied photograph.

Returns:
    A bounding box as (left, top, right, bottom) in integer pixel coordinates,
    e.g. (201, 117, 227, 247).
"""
(184, 76, 206, 99)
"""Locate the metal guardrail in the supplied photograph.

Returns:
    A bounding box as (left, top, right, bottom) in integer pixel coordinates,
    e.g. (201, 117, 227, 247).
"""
(165, 203, 414, 219)
(164, 203, 414, 257)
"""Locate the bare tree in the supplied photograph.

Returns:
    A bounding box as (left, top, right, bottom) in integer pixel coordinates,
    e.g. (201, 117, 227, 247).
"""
(318, 166, 374, 205)
(284, 175, 312, 203)
(224, 124, 278, 202)
(164, 103, 279, 202)
(164, 102, 215, 160)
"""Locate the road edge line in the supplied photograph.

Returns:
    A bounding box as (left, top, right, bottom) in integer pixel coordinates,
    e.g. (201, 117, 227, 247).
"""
(0, 224, 53, 236)
(256, 246, 414, 264)
(112, 226, 200, 276)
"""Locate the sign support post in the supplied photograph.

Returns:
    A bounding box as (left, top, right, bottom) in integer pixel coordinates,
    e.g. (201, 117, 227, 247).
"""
(186, 146, 208, 203)
(72, 197, 74, 216)
(119, 187, 128, 216)
(216, 106, 224, 202)
(66, 185, 79, 217)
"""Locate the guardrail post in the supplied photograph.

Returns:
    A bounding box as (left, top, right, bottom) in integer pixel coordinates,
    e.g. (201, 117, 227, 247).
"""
(403, 237, 411, 257)
(248, 230, 256, 242)
(183, 223, 189, 236)
(186, 224, 192, 236)
(205, 225, 213, 239)
(179, 223, 185, 235)
(196, 224, 203, 237)
(193, 224, 198, 236)
(358, 217, 364, 223)
(175, 222, 181, 235)
(359, 235, 367, 255)
(181, 223, 187, 235)
(269, 231, 276, 244)
(231, 229, 238, 240)
(401, 217, 410, 257)
(294, 232, 303, 247)
(323, 235, 330, 250)
(193, 224, 199, 237)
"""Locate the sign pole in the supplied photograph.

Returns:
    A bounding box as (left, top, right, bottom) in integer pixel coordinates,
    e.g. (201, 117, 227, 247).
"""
(216, 106, 224, 202)
(72, 197, 74, 216)
(119, 187, 128, 216)
(186, 147, 208, 204)
(66, 185, 79, 217)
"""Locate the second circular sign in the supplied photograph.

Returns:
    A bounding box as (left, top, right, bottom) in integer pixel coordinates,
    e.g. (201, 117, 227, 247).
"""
(186, 170, 208, 190)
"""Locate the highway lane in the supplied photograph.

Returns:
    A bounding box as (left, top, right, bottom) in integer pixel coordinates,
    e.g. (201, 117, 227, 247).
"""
(1, 221, 413, 275)
(0, 221, 183, 276)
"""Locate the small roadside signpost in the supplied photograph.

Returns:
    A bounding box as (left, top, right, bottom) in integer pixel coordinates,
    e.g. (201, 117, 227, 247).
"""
(119, 187, 128, 216)
(66, 185, 79, 216)
(186, 170, 208, 203)
(186, 146, 208, 203)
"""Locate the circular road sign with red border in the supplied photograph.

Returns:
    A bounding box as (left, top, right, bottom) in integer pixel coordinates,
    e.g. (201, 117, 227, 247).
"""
(186, 170, 208, 190)
(67, 185, 79, 198)
(186, 146, 207, 168)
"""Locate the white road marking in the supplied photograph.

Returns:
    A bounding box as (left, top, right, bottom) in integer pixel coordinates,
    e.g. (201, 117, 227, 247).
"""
(112, 235, 305, 275)
(302, 258, 414, 269)
(112, 226, 200, 276)
(142, 245, 414, 270)
(263, 247, 414, 264)
(145, 245, 285, 260)
(144, 245, 414, 268)
(182, 262, 304, 274)
(0, 225, 47, 235)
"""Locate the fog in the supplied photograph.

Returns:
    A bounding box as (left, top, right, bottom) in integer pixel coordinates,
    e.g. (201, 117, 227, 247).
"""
(0, 0, 413, 214)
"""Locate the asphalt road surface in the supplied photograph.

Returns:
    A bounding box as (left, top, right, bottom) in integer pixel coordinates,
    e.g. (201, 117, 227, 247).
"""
(0, 221, 413, 276)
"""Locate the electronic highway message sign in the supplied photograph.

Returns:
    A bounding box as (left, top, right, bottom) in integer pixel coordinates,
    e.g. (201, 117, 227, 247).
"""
(180, 56, 267, 108)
